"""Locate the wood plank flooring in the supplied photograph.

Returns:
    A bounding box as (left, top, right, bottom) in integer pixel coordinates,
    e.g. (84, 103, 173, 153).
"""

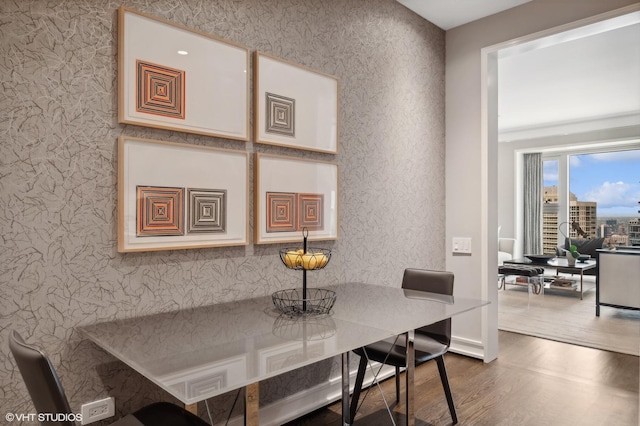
(284, 331, 639, 425)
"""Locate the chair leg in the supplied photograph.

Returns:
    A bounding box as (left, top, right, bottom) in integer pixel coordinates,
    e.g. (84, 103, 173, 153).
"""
(350, 355, 368, 423)
(395, 366, 400, 403)
(436, 356, 458, 424)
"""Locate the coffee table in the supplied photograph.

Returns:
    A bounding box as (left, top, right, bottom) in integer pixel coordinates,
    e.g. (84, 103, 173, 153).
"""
(504, 257, 596, 299)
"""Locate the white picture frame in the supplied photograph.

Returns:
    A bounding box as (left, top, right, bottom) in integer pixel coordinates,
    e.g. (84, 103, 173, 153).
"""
(118, 6, 249, 141)
(254, 52, 339, 154)
(255, 153, 339, 244)
(118, 136, 249, 252)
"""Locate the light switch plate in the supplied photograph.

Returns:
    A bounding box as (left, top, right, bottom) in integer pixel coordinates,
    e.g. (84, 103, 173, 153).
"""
(452, 237, 472, 254)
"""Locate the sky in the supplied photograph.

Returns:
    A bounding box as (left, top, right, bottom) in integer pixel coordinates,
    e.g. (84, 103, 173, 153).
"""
(543, 149, 640, 217)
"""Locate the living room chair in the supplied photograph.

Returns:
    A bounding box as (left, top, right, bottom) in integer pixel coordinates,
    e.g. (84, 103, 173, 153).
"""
(498, 237, 516, 265)
(350, 269, 457, 424)
(8, 330, 209, 426)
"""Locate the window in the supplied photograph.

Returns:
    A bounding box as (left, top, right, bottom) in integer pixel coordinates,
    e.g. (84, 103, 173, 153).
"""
(569, 150, 640, 246)
(541, 148, 640, 250)
(542, 159, 559, 253)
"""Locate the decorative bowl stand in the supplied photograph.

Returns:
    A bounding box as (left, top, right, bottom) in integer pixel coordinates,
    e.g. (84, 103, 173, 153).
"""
(272, 228, 334, 316)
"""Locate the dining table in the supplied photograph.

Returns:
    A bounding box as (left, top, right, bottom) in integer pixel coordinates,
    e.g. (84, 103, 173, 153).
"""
(78, 282, 488, 426)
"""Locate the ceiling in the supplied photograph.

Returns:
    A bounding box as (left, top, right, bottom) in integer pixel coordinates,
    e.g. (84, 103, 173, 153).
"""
(396, 0, 533, 30)
(497, 13, 640, 141)
(397, 1, 640, 143)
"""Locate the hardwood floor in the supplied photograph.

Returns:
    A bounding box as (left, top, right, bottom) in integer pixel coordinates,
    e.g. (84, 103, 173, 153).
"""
(284, 331, 639, 425)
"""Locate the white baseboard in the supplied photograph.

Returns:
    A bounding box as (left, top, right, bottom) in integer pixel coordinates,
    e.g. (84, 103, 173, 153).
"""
(450, 335, 485, 359)
(213, 362, 396, 426)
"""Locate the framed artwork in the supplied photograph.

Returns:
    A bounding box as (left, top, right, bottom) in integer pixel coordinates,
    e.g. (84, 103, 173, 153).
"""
(255, 154, 339, 244)
(254, 52, 339, 154)
(118, 6, 249, 141)
(118, 136, 249, 252)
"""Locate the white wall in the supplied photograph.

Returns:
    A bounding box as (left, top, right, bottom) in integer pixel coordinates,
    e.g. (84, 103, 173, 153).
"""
(445, 0, 639, 362)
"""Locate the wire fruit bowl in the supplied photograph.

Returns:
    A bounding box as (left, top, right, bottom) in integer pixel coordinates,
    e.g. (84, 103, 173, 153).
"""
(272, 288, 336, 316)
(279, 248, 332, 270)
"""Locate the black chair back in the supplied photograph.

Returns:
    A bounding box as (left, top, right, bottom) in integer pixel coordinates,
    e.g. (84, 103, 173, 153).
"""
(9, 330, 74, 426)
(401, 268, 454, 346)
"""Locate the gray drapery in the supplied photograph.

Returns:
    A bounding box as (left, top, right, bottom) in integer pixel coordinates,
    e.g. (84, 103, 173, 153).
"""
(523, 153, 542, 254)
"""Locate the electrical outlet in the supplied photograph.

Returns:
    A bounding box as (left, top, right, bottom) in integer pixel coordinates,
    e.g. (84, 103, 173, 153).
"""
(81, 397, 115, 425)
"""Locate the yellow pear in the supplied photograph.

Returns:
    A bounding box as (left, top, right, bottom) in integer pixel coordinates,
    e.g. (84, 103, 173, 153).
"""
(284, 250, 301, 268)
(301, 252, 318, 270)
(313, 252, 328, 268)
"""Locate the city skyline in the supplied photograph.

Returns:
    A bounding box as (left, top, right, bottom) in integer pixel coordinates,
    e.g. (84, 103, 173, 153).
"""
(544, 149, 640, 217)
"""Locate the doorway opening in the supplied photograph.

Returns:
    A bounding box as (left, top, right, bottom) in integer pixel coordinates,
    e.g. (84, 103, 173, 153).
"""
(483, 8, 640, 355)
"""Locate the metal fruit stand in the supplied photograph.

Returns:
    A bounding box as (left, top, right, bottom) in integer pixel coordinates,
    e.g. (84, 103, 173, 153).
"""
(272, 228, 334, 316)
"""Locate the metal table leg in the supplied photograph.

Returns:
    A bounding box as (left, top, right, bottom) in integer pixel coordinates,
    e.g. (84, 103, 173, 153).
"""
(580, 270, 584, 300)
(342, 352, 351, 426)
(405, 330, 415, 426)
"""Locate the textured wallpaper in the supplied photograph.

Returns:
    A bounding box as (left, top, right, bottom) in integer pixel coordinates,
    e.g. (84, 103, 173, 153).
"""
(0, 0, 444, 421)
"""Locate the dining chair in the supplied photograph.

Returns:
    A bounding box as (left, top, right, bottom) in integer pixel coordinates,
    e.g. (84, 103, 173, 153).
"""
(350, 268, 458, 424)
(8, 330, 209, 426)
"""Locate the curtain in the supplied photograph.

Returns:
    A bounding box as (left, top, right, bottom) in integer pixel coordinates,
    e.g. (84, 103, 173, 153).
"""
(523, 153, 542, 254)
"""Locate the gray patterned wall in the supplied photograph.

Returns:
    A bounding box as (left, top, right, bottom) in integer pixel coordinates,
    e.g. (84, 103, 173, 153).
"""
(0, 0, 444, 421)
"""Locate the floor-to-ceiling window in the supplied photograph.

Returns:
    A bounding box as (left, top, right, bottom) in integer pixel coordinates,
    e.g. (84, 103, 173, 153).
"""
(542, 148, 640, 250)
(569, 149, 640, 246)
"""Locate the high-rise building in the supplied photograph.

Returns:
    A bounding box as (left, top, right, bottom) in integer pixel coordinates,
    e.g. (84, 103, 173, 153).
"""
(542, 186, 559, 253)
(631, 200, 640, 246)
(542, 186, 597, 253)
(611, 234, 630, 246)
(543, 209, 559, 253)
(570, 197, 597, 238)
(629, 218, 640, 246)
